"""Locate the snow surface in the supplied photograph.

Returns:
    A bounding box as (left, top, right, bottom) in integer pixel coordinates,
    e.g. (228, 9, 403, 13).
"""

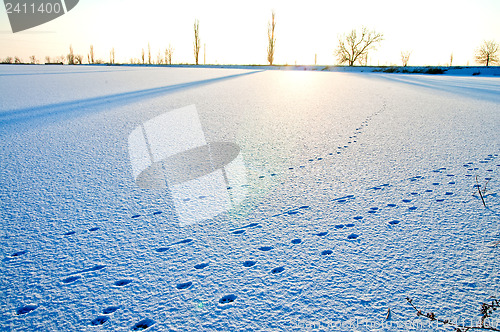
(1, 65, 500, 331)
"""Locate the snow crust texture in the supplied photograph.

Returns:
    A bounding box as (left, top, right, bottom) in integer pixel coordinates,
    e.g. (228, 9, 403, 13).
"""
(1, 65, 499, 331)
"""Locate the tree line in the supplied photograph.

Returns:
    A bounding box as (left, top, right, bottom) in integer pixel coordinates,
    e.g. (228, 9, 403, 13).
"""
(1, 12, 499, 67)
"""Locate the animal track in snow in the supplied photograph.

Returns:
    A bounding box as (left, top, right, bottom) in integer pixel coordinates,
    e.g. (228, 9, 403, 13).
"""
(243, 260, 256, 267)
(11, 250, 27, 257)
(102, 306, 120, 314)
(16, 305, 37, 315)
(271, 266, 285, 274)
(62, 275, 81, 284)
(170, 239, 193, 246)
(321, 250, 333, 255)
(176, 281, 193, 290)
(131, 318, 155, 330)
(219, 294, 237, 304)
(291, 238, 302, 244)
(63, 231, 76, 236)
(258, 246, 273, 251)
(114, 279, 133, 287)
(90, 316, 109, 326)
(79, 265, 106, 274)
(194, 262, 209, 270)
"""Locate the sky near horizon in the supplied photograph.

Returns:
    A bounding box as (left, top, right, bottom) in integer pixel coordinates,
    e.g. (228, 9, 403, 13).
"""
(0, 0, 499, 66)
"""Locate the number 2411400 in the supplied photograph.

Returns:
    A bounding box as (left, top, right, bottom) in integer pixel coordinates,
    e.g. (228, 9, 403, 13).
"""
(5, 2, 62, 14)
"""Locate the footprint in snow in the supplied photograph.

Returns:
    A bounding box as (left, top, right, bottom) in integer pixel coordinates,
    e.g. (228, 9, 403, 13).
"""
(258, 246, 273, 251)
(315, 231, 328, 236)
(271, 266, 285, 274)
(335, 225, 344, 229)
(63, 231, 76, 236)
(321, 250, 333, 255)
(388, 220, 400, 225)
(194, 262, 209, 270)
(102, 306, 120, 314)
(219, 294, 237, 304)
(152, 211, 162, 216)
(62, 275, 81, 284)
(291, 238, 302, 244)
(353, 216, 363, 220)
(11, 250, 28, 257)
(131, 214, 141, 219)
(176, 281, 192, 290)
(16, 305, 37, 315)
(347, 233, 359, 240)
(132, 318, 155, 331)
(114, 279, 133, 287)
(79, 264, 106, 274)
(90, 316, 109, 326)
(89, 227, 100, 232)
(170, 239, 193, 246)
(229, 222, 259, 233)
(243, 260, 256, 267)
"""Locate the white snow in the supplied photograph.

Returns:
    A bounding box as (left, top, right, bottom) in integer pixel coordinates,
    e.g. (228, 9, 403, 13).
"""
(1, 65, 499, 331)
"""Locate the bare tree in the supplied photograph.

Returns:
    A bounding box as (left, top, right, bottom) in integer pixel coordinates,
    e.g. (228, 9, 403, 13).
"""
(44, 56, 51, 63)
(148, 43, 152, 64)
(67, 45, 75, 65)
(449, 52, 453, 67)
(401, 50, 411, 67)
(14, 56, 22, 64)
(165, 44, 174, 65)
(475, 40, 499, 67)
(156, 50, 163, 64)
(109, 47, 115, 64)
(141, 48, 145, 64)
(267, 11, 276, 65)
(335, 27, 384, 66)
(29, 55, 37, 64)
(74, 54, 83, 64)
(194, 19, 200, 65)
(88, 45, 94, 64)
(1, 56, 13, 64)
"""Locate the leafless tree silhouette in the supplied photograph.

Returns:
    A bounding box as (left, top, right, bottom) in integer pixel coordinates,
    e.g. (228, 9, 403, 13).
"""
(29, 55, 37, 64)
(401, 50, 411, 67)
(88, 45, 94, 64)
(449, 53, 454, 67)
(67, 45, 75, 65)
(475, 40, 499, 67)
(335, 27, 383, 66)
(165, 44, 174, 65)
(194, 19, 200, 65)
(74, 54, 83, 64)
(147, 43, 152, 65)
(267, 11, 276, 65)
(141, 48, 145, 64)
(109, 47, 115, 64)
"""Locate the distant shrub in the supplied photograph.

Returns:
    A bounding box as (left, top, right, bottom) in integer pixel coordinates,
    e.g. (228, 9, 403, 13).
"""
(383, 67, 399, 73)
(425, 67, 446, 74)
(472, 71, 481, 76)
